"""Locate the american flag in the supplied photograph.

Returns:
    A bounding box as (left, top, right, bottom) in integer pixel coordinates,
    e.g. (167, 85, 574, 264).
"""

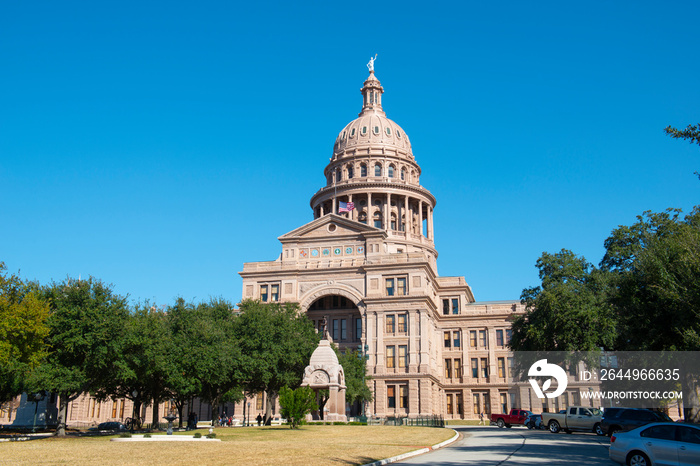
(338, 201, 355, 213)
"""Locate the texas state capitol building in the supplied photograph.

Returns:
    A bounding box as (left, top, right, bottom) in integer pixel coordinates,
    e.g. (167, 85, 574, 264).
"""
(240, 64, 527, 420)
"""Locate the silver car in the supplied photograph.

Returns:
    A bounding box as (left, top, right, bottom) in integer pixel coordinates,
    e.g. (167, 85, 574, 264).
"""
(609, 422, 700, 466)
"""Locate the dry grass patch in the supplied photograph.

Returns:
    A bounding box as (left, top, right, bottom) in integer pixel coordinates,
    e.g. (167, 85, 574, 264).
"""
(4, 425, 454, 465)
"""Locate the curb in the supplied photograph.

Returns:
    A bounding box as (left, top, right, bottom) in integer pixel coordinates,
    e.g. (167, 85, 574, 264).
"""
(361, 429, 460, 466)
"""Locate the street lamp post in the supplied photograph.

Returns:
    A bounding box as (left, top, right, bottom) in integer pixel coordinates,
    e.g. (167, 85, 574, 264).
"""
(131, 390, 138, 432)
(247, 402, 251, 427)
(32, 392, 43, 433)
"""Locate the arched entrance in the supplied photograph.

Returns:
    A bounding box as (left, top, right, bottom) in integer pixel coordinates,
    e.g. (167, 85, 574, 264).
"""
(305, 295, 362, 353)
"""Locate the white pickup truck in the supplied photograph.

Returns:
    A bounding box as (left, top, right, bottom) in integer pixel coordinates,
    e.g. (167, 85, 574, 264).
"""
(542, 406, 604, 435)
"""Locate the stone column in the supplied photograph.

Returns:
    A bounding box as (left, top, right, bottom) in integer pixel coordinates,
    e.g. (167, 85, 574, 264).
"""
(332, 196, 337, 215)
(419, 200, 423, 237)
(349, 194, 355, 221)
(385, 193, 391, 231)
(409, 379, 419, 417)
(408, 309, 418, 372)
(376, 313, 385, 374)
(429, 206, 434, 241)
(403, 195, 409, 234)
(367, 192, 372, 224)
(419, 310, 429, 373)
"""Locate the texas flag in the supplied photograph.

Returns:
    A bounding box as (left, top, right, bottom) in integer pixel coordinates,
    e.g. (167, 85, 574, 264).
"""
(338, 201, 355, 213)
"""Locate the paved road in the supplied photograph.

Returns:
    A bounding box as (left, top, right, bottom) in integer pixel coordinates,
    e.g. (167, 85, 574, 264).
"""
(398, 426, 615, 465)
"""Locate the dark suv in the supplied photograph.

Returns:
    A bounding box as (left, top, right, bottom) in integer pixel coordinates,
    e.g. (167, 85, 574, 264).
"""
(601, 408, 673, 436)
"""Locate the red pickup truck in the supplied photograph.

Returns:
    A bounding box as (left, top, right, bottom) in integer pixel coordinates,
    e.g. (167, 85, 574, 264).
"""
(490, 409, 531, 428)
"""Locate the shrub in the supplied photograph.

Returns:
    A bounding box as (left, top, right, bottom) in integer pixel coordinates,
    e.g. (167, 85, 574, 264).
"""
(144, 433, 152, 438)
(119, 433, 132, 438)
(193, 432, 202, 438)
(279, 386, 317, 429)
(206, 433, 216, 439)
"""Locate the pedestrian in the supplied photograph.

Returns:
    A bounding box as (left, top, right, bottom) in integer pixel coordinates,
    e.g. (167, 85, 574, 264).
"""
(256, 413, 263, 426)
(479, 412, 485, 425)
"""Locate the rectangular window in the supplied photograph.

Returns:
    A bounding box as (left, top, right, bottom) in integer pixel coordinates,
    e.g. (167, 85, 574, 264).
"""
(112, 401, 118, 418)
(271, 284, 279, 302)
(471, 358, 478, 378)
(257, 394, 263, 411)
(386, 345, 395, 368)
(355, 318, 362, 341)
(260, 285, 268, 302)
(506, 329, 512, 345)
(444, 331, 451, 348)
(442, 299, 450, 315)
(484, 394, 491, 414)
(473, 393, 480, 415)
(500, 393, 508, 414)
(340, 319, 347, 340)
(572, 391, 580, 405)
(452, 298, 459, 314)
(398, 345, 407, 368)
(119, 399, 125, 418)
(398, 314, 407, 333)
(498, 358, 505, 378)
(509, 393, 517, 413)
(453, 330, 461, 348)
(399, 385, 408, 408)
(333, 319, 339, 341)
(457, 393, 463, 415)
(454, 359, 462, 379)
(508, 357, 514, 378)
(91, 399, 96, 418)
(385, 315, 395, 334)
(479, 330, 487, 347)
(387, 386, 396, 408)
(386, 278, 395, 296)
(445, 359, 452, 379)
(397, 278, 406, 296)
(446, 394, 453, 415)
(481, 358, 489, 378)
(470, 330, 477, 348)
(496, 329, 504, 347)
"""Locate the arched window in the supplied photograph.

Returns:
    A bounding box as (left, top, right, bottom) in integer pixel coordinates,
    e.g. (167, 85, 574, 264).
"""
(388, 165, 395, 178)
(400, 168, 405, 181)
(361, 164, 367, 177)
(373, 212, 383, 229)
(390, 213, 397, 231)
(374, 163, 382, 177)
(359, 212, 367, 224)
(336, 170, 342, 182)
(347, 165, 354, 179)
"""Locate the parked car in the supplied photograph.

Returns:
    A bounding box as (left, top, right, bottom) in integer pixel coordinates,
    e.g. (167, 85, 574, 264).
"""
(602, 408, 674, 436)
(97, 421, 127, 432)
(526, 414, 545, 430)
(609, 422, 700, 466)
(490, 409, 532, 428)
(542, 406, 604, 435)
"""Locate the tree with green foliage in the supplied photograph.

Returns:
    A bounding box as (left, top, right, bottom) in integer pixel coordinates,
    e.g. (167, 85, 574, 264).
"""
(338, 349, 372, 415)
(176, 298, 244, 426)
(510, 249, 616, 352)
(36, 277, 130, 436)
(164, 298, 205, 427)
(96, 303, 172, 430)
(235, 300, 320, 425)
(601, 207, 700, 421)
(0, 262, 50, 404)
(665, 124, 700, 146)
(278, 385, 317, 428)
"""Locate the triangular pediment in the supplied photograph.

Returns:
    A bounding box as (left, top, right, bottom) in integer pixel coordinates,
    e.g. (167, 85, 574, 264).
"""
(278, 214, 385, 242)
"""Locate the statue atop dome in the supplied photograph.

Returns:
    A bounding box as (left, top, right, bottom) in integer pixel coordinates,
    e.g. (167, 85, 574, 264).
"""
(367, 54, 377, 72)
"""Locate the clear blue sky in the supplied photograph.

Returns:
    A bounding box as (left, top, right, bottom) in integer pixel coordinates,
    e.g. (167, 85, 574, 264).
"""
(2, 1, 698, 306)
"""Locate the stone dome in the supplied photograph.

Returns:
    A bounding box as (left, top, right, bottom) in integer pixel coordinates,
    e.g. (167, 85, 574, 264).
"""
(308, 339, 339, 366)
(331, 70, 413, 161)
(333, 114, 412, 156)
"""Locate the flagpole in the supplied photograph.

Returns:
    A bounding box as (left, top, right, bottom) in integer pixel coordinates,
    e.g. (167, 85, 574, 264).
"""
(334, 168, 337, 215)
